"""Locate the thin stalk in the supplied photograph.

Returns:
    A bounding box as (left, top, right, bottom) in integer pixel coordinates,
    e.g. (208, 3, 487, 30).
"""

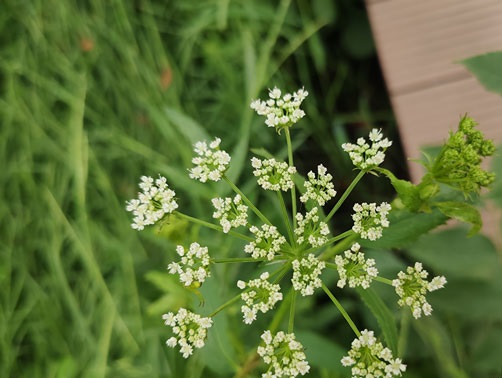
(213, 257, 265, 264)
(302, 230, 355, 255)
(322, 283, 360, 337)
(374, 276, 394, 285)
(319, 232, 358, 260)
(326, 170, 365, 222)
(284, 128, 297, 229)
(268, 288, 294, 334)
(398, 309, 410, 358)
(277, 191, 295, 245)
(176, 212, 253, 242)
(288, 290, 297, 333)
(223, 175, 272, 226)
(208, 293, 241, 318)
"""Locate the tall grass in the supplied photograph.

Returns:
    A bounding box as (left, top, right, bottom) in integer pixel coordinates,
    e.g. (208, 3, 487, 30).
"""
(0, 1, 357, 376)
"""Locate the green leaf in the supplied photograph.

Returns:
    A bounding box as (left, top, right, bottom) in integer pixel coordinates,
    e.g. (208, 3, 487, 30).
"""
(295, 330, 347, 372)
(360, 208, 448, 249)
(376, 168, 424, 211)
(356, 287, 399, 354)
(461, 51, 502, 97)
(434, 201, 482, 236)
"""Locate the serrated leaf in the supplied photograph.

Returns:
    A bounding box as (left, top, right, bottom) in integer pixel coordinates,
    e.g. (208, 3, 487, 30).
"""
(360, 208, 448, 249)
(356, 287, 399, 354)
(434, 201, 482, 236)
(461, 51, 502, 97)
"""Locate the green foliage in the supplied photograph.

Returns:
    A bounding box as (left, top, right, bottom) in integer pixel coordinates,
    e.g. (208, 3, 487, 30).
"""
(461, 51, 502, 97)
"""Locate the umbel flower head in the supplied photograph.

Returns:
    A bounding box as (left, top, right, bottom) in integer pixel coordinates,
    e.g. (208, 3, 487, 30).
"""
(392, 262, 447, 319)
(163, 308, 213, 358)
(300, 164, 337, 207)
(244, 224, 287, 261)
(189, 137, 231, 183)
(335, 243, 378, 289)
(250, 87, 309, 134)
(294, 208, 330, 248)
(251, 157, 297, 191)
(167, 242, 211, 287)
(342, 128, 392, 171)
(291, 254, 326, 296)
(257, 330, 310, 377)
(428, 115, 496, 196)
(237, 272, 283, 324)
(211, 194, 248, 233)
(341, 329, 406, 378)
(126, 175, 178, 230)
(352, 202, 391, 241)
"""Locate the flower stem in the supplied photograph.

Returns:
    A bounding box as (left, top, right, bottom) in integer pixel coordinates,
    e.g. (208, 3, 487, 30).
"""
(213, 257, 265, 264)
(322, 283, 360, 337)
(288, 290, 297, 333)
(284, 128, 297, 229)
(374, 276, 394, 285)
(176, 212, 253, 242)
(302, 230, 355, 256)
(319, 232, 358, 260)
(223, 175, 272, 226)
(208, 293, 241, 318)
(277, 191, 295, 245)
(326, 170, 365, 222)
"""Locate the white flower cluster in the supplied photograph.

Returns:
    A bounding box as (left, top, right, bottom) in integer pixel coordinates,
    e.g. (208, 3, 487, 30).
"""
(167, 242, 211, 287)
(341, 329, 406, 378)
(211, 195, 248, 233)
(291, 254, 325, 296)
(163, 308, 213, 358)
(189, 137, 231, 182)
(294, 208, 330, 248)
(237, 272, 283, 324)
(251, 157, 297, 191)
(258, 330, 310, 378)
(352, 202, 391, 241)
(392, 262, 447, 319)
(342, 128, 392, 170)
(250, 87, 309, 132)
(126, 175, 178, 230)
(244, 224, 287, 261)
(335, 243, 378, 289)
(299, 164, 337, 206)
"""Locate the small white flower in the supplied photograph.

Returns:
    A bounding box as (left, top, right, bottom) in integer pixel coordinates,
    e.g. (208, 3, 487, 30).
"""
(291, 254, 325, 296)
(244, 224, 287, 261)
(167, 242, 211, 287)
(126, 175, 178, 230)
(352, 202, 391, 241)
(257, 330, 310, 377)
(334, 243, 378, 289)
(294, 208, 330, 248)
(238, 272, 283, 324)
(189, 137, 231, 183)
(250, 87, 309, 133)
(211, 195, 248, 233)
(251, 157, 296, 191)
(342, 128, 392, 170)
(300, 164, 337, 206)
(162, 308, 212, 358)
(392, 262, 446, 319)
(342, 329, 406, 378)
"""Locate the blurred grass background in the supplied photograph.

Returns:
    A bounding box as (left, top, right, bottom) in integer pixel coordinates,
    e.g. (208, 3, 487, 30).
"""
(1, 1, 501, 377)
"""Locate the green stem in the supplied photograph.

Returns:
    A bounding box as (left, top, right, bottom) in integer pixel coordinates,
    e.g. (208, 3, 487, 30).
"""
(397, 308, 410, 358)
(223, 175, 272, 226)
(284, 128, 297, 229)
(288, 290, 297, 333)
(213, 257, 265, 264)
(322, 283, 360, 337)
(319, 232, 358, 260)
(175, 212, 253, 242)
(208, 293, 241, 317)
(277, 191, 295, 245)
(326, 170, 365, 222)
(302, 230, 355, 256)
(374, 276, 394, 285)
(268, 288, 294, 334)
